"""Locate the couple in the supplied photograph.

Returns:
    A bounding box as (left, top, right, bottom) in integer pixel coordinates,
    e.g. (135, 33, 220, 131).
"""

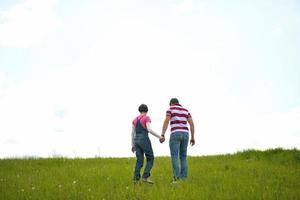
(131, 98, 195, 184)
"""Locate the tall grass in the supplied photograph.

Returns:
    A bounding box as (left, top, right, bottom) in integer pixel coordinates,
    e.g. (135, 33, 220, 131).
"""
(0, 148, 299, 199)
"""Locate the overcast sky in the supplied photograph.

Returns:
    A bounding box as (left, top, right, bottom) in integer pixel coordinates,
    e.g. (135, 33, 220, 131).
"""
(0, 0, 299, 158)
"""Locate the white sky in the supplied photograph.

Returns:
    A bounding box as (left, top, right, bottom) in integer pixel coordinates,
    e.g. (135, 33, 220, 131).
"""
(0, 0, 299, 158)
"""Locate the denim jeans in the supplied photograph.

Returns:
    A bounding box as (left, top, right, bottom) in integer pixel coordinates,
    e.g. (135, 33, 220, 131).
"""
(169, 131, 189, 179)
(133, 135, 154, 180)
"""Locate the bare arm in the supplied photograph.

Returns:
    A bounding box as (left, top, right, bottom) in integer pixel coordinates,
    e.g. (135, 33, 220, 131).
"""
(161, 116, 171, 137)
(187, 117, 195, 145)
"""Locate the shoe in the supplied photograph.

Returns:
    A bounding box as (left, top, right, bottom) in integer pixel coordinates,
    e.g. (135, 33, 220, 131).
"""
(133, 177, 140, 184)
(142, 177, 154, 184)
(171, 177, 178, 184)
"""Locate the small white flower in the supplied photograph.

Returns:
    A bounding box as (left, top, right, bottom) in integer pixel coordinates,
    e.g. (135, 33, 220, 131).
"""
(126, 186, 129, 190)
(73, 180, 77, 184)
(31, 187, 35, 190)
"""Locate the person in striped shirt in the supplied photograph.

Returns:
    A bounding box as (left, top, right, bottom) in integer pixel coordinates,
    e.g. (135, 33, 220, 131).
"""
(161, 98, 195, 181)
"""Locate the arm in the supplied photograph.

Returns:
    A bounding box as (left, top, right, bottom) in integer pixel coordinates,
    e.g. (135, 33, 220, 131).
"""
(161, 116, 171, 137)
(187, 117, 195, 145)
(131, 125, 136, 152)
(146, 122, 160, 139)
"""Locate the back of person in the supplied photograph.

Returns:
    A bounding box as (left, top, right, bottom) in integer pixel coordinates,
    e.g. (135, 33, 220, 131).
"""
(133, 115, 150, 139)
(167, 103, 191, 134)
(131, 104, 163, 184)
(161, 98, 195, 181)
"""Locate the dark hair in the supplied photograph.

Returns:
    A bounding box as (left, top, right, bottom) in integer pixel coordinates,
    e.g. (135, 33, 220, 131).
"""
(138, 104, 148, 113)
(169, 98, 179, 106)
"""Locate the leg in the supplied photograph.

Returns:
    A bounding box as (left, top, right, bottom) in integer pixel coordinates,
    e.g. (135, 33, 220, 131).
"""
(142, 137, 154, 178)
(133, 144, 144, 181)
(169, 133, 180, 179)
(180, 133, 189, 179)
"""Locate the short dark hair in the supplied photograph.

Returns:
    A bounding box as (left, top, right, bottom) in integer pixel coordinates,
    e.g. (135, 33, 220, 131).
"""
(138, 104, 148, 113)
(169, 98, 179, 106)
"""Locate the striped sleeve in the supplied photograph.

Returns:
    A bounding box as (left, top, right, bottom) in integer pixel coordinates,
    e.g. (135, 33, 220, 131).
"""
(166, 109, 171, 116)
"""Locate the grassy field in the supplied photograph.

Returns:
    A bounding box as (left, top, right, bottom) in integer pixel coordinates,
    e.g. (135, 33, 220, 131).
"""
(0, 148, 299, 200)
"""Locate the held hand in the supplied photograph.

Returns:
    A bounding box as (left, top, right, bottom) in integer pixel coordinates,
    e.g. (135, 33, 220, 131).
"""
(190, 138, 195, 146)
(131, 146, 136, 153)
(159, 135, 165, 143)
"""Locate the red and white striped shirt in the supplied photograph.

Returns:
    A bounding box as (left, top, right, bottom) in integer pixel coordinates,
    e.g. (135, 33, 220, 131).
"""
(166, 103, 191, 134)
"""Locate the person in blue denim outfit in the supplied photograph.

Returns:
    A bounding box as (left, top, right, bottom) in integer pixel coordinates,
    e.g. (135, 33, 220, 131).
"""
(131, 104, 164, 184)
(160, 98, 195, 182)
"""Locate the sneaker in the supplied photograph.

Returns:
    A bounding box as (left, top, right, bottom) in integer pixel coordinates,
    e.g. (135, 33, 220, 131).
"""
(171, 177, 178, 184)
(133, 177, 140, 184)
(142, 177, 154, 184)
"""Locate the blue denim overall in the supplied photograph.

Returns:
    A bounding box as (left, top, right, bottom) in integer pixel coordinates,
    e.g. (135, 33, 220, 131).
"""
(133, 117, 154, 180)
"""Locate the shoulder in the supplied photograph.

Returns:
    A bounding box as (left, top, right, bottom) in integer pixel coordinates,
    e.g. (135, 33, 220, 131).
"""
(132, 116, 138, 124)
(144, 115, 151, 122)
(166, 107, 172, 116)
(170, 105, 188, 112)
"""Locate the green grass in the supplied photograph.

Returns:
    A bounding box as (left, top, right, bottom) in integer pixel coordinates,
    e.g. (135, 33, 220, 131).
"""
(0, 148, 299, 200)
